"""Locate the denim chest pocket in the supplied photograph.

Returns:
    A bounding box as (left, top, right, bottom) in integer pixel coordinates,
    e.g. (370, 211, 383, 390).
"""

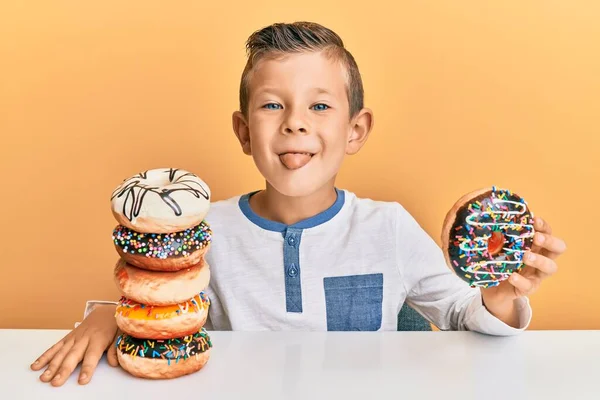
(323, 273, 383, 331)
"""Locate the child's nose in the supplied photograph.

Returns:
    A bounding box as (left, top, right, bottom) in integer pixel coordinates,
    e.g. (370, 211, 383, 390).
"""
(281, 109, 310, 134)
(284, 126, 307, 134)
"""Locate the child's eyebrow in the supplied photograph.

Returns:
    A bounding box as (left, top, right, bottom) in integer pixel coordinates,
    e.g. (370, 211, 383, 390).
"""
(253, 86, 335, 98)
(253, 87, 281, 96)
(312, 87, 334, 96)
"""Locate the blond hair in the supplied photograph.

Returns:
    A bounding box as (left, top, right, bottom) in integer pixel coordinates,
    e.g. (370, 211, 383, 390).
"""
(239, 21, 364, 118)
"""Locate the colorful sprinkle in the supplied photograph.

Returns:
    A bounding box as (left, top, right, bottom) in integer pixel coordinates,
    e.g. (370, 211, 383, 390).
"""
(117, 328, 212, 361)
(447, 188, 535, 288)
(115, 292, 210, 320)
(112, 220, 212, 259)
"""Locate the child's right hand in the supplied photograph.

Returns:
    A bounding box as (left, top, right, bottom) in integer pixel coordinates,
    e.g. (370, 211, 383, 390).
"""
(30, 304, 119, 386)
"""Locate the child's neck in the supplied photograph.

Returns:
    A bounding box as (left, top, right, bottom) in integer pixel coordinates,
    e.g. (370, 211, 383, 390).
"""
(249, 181, 338, 226)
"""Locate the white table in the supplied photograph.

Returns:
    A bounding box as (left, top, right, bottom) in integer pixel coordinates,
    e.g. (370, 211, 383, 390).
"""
(3, 329, 600, 399)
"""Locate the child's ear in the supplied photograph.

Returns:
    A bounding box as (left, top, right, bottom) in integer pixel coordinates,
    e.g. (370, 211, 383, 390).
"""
(346, 107, 374, 155)
(232, 111, 252, 155)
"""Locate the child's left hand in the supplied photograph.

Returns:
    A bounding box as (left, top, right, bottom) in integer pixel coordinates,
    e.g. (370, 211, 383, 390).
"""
(480, 216, 567, 325)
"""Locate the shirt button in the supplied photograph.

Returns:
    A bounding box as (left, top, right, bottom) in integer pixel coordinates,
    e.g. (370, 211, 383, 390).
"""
(288, 264, 298, 277)
(287, 236, 296, 246)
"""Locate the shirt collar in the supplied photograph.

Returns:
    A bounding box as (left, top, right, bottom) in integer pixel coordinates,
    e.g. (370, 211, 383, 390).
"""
(238, 188, 345, 233)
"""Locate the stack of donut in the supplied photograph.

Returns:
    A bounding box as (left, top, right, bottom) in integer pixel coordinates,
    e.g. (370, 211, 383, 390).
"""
(109, 168, 213, 379)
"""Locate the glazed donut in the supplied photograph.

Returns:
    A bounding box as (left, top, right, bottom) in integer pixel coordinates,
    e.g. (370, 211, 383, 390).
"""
(112, 220, 212, 271)
(116, 328, 212, 379)
(115, 292, 210, 339)
(441, 186, 535, 288)
(113, 258, 210, 306)
(111, 168, 211, 234)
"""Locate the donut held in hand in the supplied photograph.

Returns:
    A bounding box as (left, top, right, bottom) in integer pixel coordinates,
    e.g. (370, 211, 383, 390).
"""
(116, 328, 212, 379)
(112, 220, 212, 272)
(441, 186, 535, 288)
(111, 168, 211, 234)
(115, 292, 210, 339)
(113, 259, 210, 306)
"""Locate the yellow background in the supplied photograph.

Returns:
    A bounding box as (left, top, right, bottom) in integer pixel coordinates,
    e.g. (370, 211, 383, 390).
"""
(1, 1, 598, 330)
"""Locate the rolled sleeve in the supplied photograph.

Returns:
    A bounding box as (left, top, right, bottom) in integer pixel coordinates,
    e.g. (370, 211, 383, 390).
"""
(465, 293, 532, 335)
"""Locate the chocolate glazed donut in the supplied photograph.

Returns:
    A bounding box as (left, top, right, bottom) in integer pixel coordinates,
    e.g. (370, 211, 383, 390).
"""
(441, 187, 536, 288)
(116, 328, 212, 379)
(112, 220, 212, 271)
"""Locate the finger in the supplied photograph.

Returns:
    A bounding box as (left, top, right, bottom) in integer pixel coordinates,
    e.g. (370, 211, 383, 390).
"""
(31, 339, 66, 371)
(534, 232, 567, 258)
(40, 339, 74, 382)
(509, 272, 535, 294)
(106, 334, 119, 368)
(533, 216, 552, 235)
(51, 338, 89, 387)
(524, 252, 558, 277)
(78, 338, 107, 385)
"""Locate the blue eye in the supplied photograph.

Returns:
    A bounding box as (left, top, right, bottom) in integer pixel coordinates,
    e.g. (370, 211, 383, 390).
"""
(312, 103, 329, 111)
(263, 103, 282, 110)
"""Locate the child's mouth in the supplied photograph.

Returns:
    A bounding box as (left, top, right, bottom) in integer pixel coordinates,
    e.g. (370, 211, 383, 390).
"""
(279, 152, 314, 170)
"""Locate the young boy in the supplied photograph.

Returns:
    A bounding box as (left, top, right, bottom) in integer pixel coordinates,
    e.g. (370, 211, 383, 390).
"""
(31, 21, 566, 386)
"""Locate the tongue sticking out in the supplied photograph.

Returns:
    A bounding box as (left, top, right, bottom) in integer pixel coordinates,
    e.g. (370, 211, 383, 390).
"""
(279, 153, 312, 170)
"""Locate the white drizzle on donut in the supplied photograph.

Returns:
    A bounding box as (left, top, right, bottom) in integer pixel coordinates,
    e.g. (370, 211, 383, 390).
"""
(459, 199, 533, 251)
(111, 168, 210, 223)
(451, 187, 535, 288)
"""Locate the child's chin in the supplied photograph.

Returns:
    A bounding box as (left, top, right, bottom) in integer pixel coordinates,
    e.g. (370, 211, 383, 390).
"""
(270, 180, 322, 198)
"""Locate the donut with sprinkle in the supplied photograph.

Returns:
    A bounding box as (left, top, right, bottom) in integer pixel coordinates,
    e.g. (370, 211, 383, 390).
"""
(116, 328, 212, 363)
(442, 187, 536, 288)
(112, 220, 212, 271)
